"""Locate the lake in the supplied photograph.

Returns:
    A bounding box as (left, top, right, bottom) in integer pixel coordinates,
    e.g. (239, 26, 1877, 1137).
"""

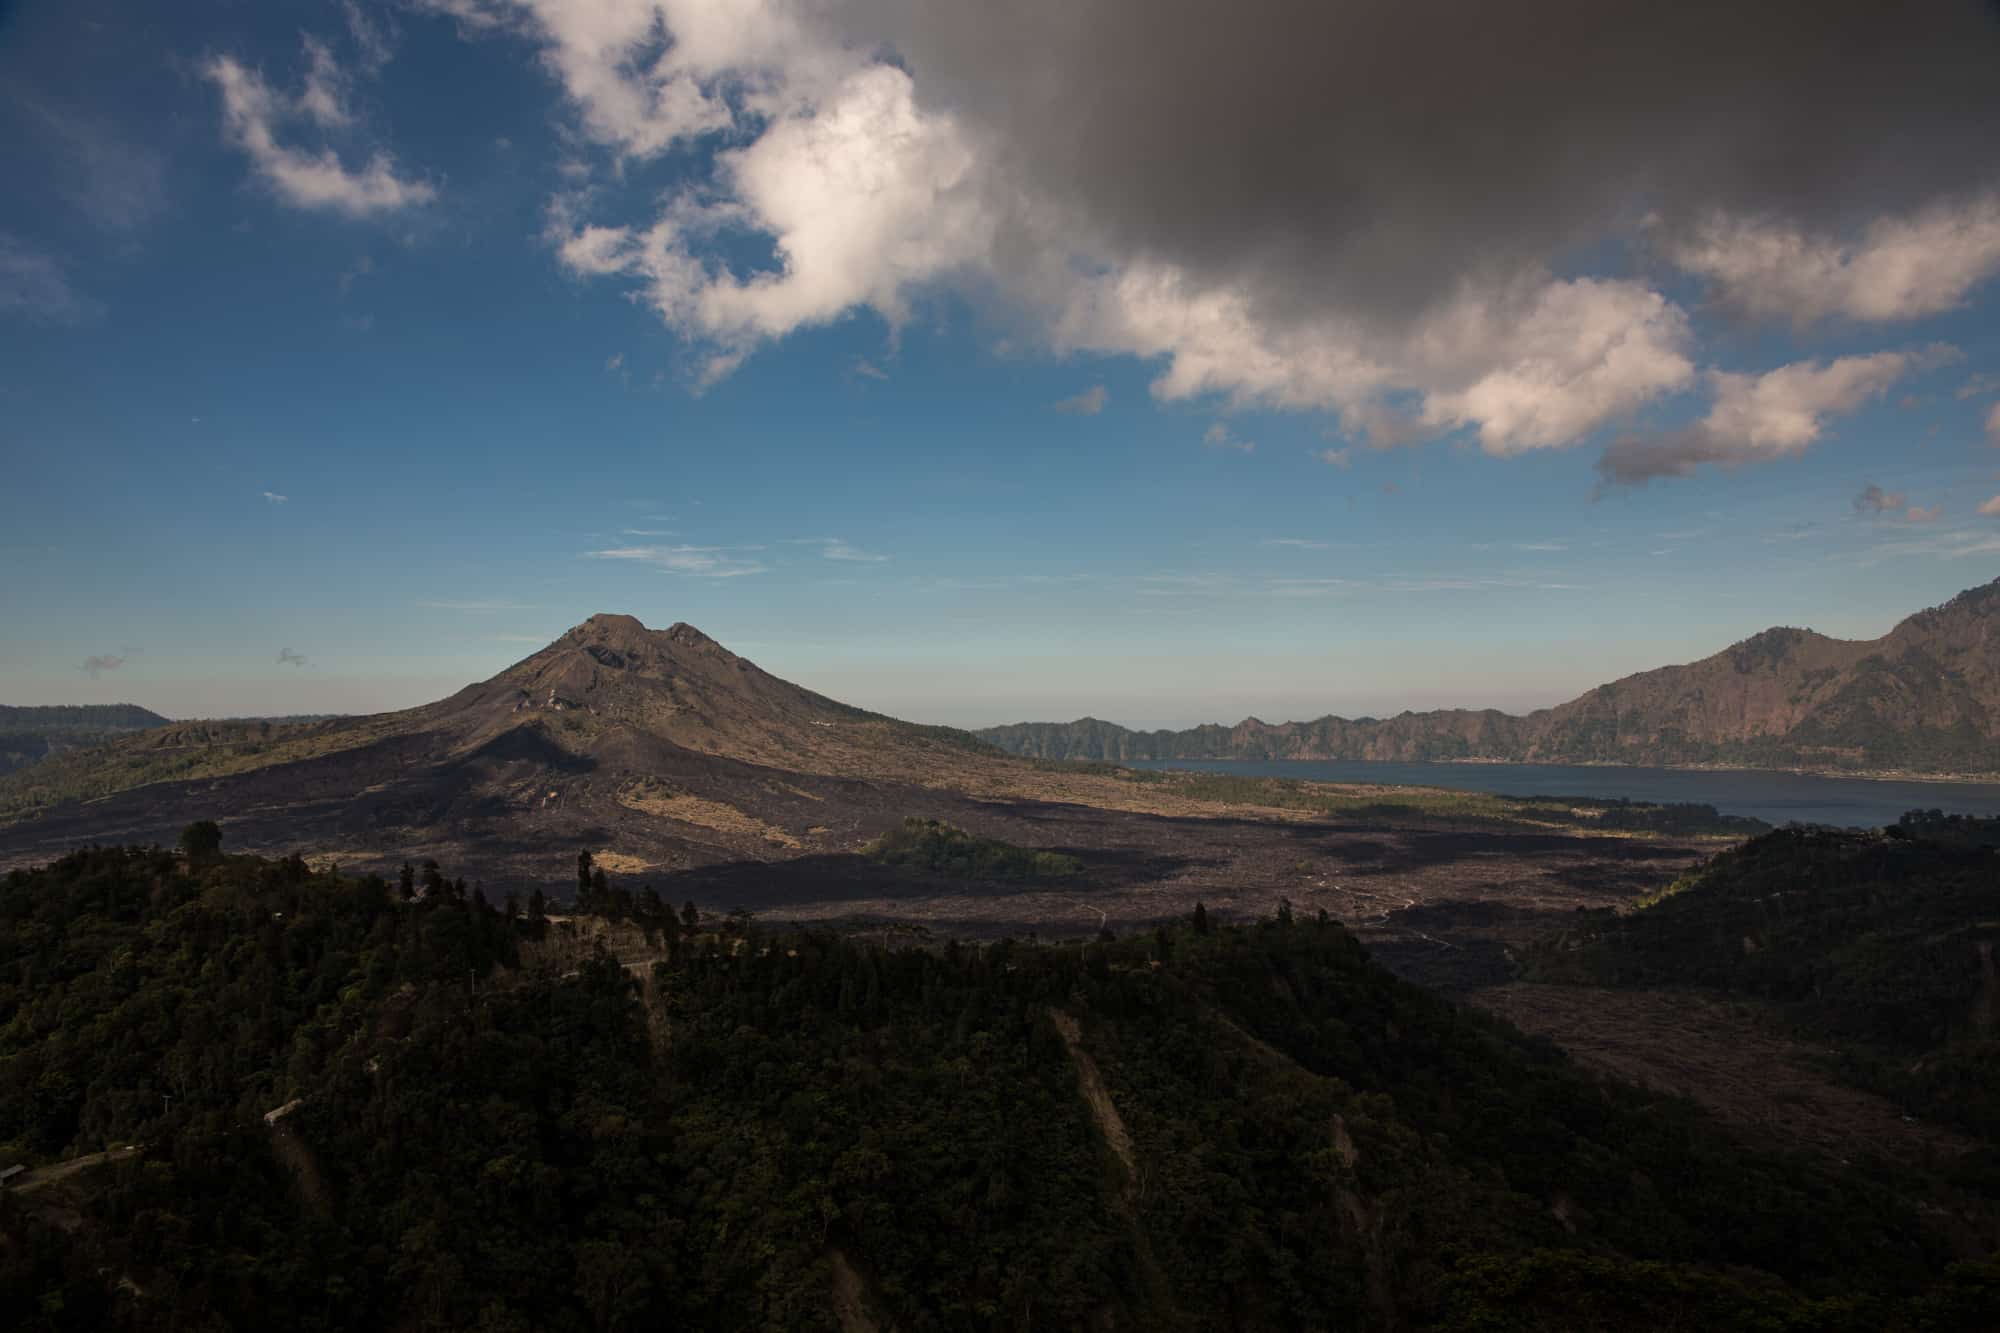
(1125, 758, 2000, 830)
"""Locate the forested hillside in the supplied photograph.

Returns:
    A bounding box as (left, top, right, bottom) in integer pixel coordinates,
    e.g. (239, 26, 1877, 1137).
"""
(3, 834, 1997, 1329)
(1525, 813, 2000, 1140)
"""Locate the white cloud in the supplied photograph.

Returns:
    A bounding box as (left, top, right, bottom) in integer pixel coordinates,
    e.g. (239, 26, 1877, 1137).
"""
(1989, 401, 2000, 446)
(1905, 504, 1942, 524)
(1053, 384, 1107, 414)
(605, 351, 624, 371)
(1978, 495, 2000, 517)
(1960, 372, 2000, 400)
(853, 357, 890, 380)
(1668, 194, 2000, 324)
(1202, 422, 1255, 453)
(262, 491, 289, 504)
(1263, 537, 1330, 549)
(205, 52, 434, 216)
(0, 235, 93, 322)
(1705, 353, 1913, 452)
(589, 543, 767, 576)
(1316, 447, 1351, 468)
(1410, 279, 1694, 454)
(1600, 351, 1917, 485)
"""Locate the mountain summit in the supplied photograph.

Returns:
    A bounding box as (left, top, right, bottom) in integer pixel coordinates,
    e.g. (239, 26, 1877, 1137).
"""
(418, 614, 876, 768)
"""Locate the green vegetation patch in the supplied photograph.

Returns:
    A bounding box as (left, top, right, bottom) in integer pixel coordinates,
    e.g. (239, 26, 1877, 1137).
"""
(1128, 768, 1766, 837)
(864, 815, 1084, 880)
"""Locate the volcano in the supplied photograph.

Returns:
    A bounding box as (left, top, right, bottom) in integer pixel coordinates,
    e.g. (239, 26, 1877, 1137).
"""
(0, 615, 1007, 888)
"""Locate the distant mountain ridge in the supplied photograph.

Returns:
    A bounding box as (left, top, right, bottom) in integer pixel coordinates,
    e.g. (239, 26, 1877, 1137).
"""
(979, 578, 2000, 777)
(0, 704, 171, 779)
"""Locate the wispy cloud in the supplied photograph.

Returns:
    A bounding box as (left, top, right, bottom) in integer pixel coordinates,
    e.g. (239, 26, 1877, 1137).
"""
(1315, 447, 1351, 468)
(1959, 372, 2000, 400)
(1053, 384, 1107, 415)
(853, 357, 890, 381)
(1203, 422, 1255, 453)
(1978, 495, 2000, 517)
(262, 490, 289, 504)
(0, 235, 95, 323)
(1853, 527, 2000, 564)
(419, 598, 533, 612)
(605, 351, 624, 372)
(20, 99, 169, 233)
(341, 0, 397, 74)
(1905, 504, 1942, 524)
(277, 647, 309, 667)
(1263, 537, 1331, 550)
(589, 544, 767, 577)
(205, 46, 434, 217)
(791, 537, 889, 563)
(336, 255, 374, 298)
(80, 654, 126, 678)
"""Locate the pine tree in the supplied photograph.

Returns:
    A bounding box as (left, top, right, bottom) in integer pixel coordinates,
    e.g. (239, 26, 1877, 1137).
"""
(681, 901, 700, 931)
(399, 863, 416, 902)
(528, 888, 547, 923)
(1193, 901, 1210, 935)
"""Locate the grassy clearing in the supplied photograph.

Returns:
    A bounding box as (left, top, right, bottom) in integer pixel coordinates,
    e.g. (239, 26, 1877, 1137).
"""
(864, 816, 1084, 880)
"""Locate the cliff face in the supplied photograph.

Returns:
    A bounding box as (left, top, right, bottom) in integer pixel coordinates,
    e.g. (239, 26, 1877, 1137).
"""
(981, 579, 2000, 775)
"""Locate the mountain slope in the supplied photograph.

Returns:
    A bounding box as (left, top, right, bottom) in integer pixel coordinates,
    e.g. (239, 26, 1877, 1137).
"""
(982, 577, 2000, 776)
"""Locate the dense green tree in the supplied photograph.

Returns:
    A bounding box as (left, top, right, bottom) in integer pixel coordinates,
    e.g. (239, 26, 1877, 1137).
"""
(177, 819, 222, 863)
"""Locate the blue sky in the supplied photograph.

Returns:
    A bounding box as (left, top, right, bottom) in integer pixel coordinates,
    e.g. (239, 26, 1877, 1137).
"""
(4, 0, 2000, 727)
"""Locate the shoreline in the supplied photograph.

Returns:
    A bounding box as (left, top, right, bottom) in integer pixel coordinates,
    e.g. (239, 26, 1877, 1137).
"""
(1117, 756, 2000, 787)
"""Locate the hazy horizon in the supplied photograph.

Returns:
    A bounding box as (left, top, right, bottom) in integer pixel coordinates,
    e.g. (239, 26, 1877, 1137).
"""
(6, 1, 1999, 726)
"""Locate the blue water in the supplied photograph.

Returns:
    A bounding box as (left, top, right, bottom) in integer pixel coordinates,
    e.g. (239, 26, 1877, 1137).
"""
(1125, 758, 2000, 830)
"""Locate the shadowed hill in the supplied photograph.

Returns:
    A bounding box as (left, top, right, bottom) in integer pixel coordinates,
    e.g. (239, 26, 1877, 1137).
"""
(982, 577, 2000, 776)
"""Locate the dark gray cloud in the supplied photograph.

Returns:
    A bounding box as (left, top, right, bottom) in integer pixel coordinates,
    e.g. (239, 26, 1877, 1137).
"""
(80, 654, 126, 678)
(1854, 483, 1907, 513)
(855, 0, 2000, 330)
(277, 647, 309, 667)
